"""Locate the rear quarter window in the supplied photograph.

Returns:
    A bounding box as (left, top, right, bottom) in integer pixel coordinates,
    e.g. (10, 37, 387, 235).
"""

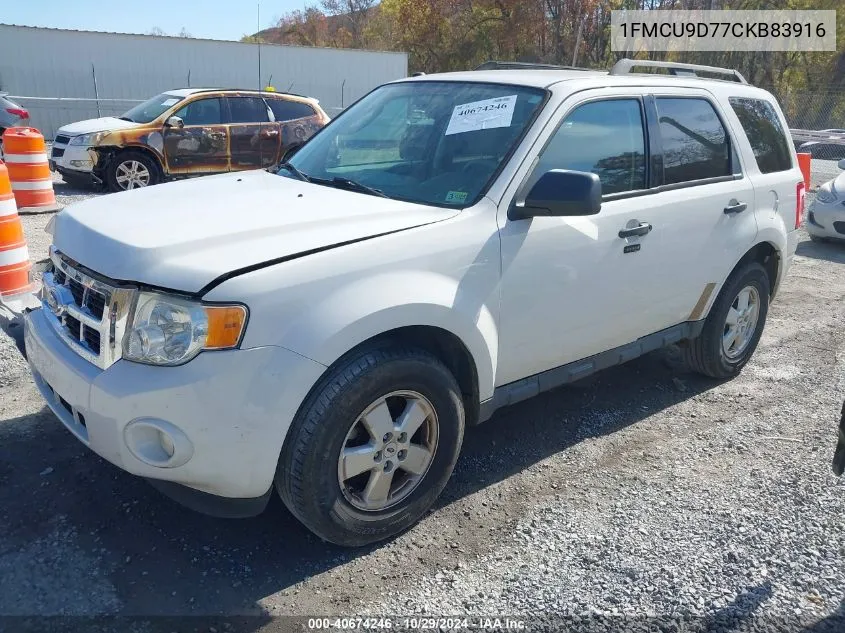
(728, 97, 792, 174)
(268, 99, 317, 122)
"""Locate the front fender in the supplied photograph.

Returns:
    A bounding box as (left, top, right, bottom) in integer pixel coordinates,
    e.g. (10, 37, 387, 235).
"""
(231, 269, 499, 402)
(286, 271, 499, 401)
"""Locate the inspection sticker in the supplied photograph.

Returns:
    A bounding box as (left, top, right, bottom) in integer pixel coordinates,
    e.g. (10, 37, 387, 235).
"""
(445, 191, 468, 203)
(445, 95, 517, 136)
(161, 98, 180, 106)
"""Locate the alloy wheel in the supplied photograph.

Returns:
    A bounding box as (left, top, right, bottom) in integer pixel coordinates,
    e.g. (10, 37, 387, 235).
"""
(338, 390, 439, 512)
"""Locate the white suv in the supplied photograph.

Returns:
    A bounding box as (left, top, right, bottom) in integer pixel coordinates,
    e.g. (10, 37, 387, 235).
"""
(25, 60, 803, 546)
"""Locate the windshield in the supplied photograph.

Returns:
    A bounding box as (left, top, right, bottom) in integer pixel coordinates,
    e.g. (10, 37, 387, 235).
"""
(283, 81, 546, 207)
(121, 93, 185, 123)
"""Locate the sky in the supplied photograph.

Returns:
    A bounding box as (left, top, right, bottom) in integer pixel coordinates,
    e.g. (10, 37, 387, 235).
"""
(2, 0, 308, 42)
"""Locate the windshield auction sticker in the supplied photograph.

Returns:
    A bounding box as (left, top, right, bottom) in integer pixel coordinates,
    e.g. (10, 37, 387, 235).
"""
(445, 95, 517, 136)
(611, 10, 836, 52)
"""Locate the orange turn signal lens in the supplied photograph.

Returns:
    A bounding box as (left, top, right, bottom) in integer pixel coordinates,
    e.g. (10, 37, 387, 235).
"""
(204, 305, 248, 349)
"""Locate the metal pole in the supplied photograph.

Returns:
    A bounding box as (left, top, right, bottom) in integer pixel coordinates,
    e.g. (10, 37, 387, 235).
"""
(187, 69, 191, 87)
(257, 1, 262, 90)
(341, 79, 346, 108)
(91, 63, 101, 117)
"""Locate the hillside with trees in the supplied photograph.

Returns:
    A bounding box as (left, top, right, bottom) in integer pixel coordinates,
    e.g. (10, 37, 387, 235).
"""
(244, 0, 845, 127)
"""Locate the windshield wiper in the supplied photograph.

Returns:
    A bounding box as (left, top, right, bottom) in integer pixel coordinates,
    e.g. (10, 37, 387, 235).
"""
(275, 161, 311, 182)
(323, 177, 388, 198)
(118, 116, 134, 122)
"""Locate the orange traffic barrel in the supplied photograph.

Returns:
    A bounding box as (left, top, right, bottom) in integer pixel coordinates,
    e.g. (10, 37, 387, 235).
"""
(2, 127, 58, 211)
(796, 152, 812, 191)
(0, 161, 33, 299)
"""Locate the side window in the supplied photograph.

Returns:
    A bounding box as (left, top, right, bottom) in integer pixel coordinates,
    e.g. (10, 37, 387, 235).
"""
(227, 97, 271, 124)
(535, 99, 646, 195)
(173, 98, 224, 126)
(728, 97, 792, 173)
(656, 98, 731, 184)
(268, 99, 316, 122)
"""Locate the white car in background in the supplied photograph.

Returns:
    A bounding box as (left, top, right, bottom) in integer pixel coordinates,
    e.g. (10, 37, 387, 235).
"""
(806, 159, 845, 242)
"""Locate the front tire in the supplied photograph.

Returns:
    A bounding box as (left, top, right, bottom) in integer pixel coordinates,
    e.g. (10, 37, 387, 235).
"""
(106, 151, 160, 192)
(276, 346, 465, 547)
(685, 262, 770, 379)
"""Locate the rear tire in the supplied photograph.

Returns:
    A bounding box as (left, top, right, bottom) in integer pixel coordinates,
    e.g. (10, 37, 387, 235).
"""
(684, 262, 769, 379)
(106, 151, 161, 192)
(276, 345, 465, 547)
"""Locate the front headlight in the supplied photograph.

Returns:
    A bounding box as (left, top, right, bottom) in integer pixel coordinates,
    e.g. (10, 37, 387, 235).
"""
(69, 132, 105, 146)
(816, 183, 839, 204)
(123, 292, 248, 366)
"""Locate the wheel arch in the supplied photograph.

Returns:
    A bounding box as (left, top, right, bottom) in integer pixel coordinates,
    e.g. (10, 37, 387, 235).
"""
(698, 239, 783, 324)
(330, 325, 482, 427)
(94, 144, 165, 178)
(734, 240, 781, 298)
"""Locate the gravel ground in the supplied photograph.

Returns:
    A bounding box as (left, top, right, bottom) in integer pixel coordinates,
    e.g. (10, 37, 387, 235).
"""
(0, 169, 843, 632)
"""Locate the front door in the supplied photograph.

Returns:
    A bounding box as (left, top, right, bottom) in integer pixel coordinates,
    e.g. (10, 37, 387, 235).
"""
(163, 97, 229, 175)
(226, 96, 281, 171)
(497, 95, 665, 385)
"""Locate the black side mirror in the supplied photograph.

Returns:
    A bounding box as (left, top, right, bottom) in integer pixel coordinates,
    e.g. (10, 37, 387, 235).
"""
(509, 169, 602, 221)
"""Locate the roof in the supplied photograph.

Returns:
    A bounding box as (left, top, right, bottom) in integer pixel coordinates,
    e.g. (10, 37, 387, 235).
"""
(398, 68, 773, 99)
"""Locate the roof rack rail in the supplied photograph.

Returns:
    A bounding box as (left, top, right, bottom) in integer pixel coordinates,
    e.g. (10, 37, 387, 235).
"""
(474, 60, 596, 72)
(610, 58, 748, 84)
(190, 87, 309, 98)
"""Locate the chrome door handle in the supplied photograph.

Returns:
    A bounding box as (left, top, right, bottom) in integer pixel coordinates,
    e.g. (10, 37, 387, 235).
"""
(724, 200, 748, 215)
(618, 222, 653, 238)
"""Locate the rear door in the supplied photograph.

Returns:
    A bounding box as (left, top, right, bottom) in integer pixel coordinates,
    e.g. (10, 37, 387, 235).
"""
(163, 96, 229, 175)
(226, 96, 279, 170)
(634, 89, 758, 328)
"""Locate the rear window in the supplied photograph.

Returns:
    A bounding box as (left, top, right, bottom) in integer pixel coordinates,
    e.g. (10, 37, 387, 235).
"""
(728, 97, 792, 174)
(268, 99, 316, 122)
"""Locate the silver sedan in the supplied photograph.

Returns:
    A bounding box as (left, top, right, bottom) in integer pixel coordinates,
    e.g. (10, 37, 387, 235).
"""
(806, 159, 845, 242)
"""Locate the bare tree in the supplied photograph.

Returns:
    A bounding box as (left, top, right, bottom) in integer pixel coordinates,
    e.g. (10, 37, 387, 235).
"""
(320, 0, 375, 48)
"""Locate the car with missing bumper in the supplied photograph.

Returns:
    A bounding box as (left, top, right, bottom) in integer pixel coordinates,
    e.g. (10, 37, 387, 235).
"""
(49, 88, 329, 191)
(26, 59, 803, 546)
(806, 159, 845, 242)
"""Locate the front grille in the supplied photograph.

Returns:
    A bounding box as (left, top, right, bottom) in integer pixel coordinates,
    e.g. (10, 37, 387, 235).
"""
(41, 249, 135, 369)
(54, 135, 71, 145)
(83, 328, 102, 355)
(51, 147, 65, 158)
(834, 221, 845, 235)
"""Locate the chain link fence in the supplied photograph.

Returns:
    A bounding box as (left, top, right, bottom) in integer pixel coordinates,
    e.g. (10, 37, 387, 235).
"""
(776, 90, 845, 189)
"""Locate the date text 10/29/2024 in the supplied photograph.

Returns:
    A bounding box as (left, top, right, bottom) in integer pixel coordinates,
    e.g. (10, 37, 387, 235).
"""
(307, 618, 527, 631)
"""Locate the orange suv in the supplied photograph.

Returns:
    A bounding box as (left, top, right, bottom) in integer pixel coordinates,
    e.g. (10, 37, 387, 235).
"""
(50, 88, 330, 192)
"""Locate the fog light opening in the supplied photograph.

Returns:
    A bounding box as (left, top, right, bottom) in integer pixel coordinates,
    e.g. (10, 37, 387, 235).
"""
(123, 419, 193, 468)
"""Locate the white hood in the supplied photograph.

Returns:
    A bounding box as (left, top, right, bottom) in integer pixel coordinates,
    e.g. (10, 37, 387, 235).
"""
(53, 170, 458, 293)
(57, 117, 142, 136)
